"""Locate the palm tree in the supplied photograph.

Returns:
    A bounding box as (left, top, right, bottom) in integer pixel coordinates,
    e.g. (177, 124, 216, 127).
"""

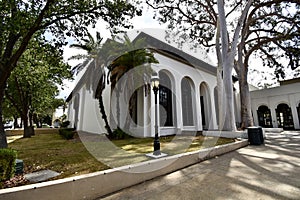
(69, 32, 114, 135)
(70, 32, 158, 138)
(106, 34, 158, 136)
(69, 31, 103, 74)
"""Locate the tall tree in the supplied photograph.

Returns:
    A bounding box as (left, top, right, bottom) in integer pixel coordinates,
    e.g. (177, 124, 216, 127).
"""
(147, 0, 254, 131)
(5, 36, 72, 138)
(235, 1, 300, 128)
(0, 0, 141, 148)
(147, 0, 299, 130)
(69, 31, 115, 135)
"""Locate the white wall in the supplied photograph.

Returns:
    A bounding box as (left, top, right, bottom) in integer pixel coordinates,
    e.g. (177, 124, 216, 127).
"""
(67, 51, 219, 137)
(152, 53, 218, 136)
(251, 82, 300, 129)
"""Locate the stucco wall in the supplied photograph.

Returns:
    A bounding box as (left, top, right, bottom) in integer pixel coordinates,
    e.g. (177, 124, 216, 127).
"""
(251, 82, 300, 129)
(67, 50, 219, 137)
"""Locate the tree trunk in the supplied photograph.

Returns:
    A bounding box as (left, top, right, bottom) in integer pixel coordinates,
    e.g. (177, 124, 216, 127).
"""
(29, 112, 35, 135)
(222, 58, 236, 131)
(239, 62, 254, 129)
(39, 119, 43, 128)
(116, 86, 121, 126)
(0, 85, 8, 148)
(215, 19, 225, 131)
(23, 114, 31, 138)
(13, 116, 18, 128)
(217, 1, 236, 131)
(98, 95, 113, 137)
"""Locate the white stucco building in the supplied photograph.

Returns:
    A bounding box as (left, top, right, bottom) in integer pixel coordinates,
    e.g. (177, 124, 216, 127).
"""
(66, 30, 231, 137)
(251, 78, 300, 130)
(66, 30, 300, 137)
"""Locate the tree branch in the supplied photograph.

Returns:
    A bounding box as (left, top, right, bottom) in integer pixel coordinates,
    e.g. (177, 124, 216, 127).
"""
(9, 0, 55, 70)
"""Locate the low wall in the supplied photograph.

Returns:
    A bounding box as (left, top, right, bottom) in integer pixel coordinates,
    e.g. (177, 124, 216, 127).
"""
(0, 140, 248, 200)
(203, 130, 248, 139)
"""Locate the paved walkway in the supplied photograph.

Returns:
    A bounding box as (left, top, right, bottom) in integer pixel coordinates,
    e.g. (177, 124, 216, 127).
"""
(99, 132, 300, 200)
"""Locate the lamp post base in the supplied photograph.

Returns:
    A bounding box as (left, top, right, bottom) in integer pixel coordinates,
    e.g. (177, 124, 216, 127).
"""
(146, 152, 168, 159)
(153, 139, 160, 155)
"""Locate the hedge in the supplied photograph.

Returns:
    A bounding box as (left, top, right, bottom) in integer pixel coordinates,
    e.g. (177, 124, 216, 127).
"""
(0, 149, 17, 182)
(59, 128, 76, 140)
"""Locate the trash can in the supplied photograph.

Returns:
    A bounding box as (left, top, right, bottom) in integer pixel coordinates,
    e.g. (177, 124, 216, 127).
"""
(247, 127, 264, 145)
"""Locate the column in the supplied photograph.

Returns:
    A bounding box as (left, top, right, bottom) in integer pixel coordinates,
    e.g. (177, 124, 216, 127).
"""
(270, 104, 278, 128)
(195, 84, 202, 131)
(209, 86, 218, 130)
(290, 95, 300, 129)
(175, 77, 183, 133)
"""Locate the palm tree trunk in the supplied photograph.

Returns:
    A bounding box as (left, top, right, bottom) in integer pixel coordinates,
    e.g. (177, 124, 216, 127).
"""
(98, 95, 113, 138)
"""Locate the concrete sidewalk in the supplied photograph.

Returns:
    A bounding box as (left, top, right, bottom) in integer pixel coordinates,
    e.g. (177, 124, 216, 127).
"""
(99, 132, 300, 200)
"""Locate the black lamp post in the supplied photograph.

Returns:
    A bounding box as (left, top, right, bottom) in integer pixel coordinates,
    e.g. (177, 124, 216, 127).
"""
(151, 72, 161, 155)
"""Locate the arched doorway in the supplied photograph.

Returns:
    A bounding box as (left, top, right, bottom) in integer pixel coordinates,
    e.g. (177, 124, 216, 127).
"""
(276, 103, 294, 130)
(159, 71, 174, 127)
(257, 105, 273, 128)
(200, 82, 212, 130)
(181, 77, 194, 126)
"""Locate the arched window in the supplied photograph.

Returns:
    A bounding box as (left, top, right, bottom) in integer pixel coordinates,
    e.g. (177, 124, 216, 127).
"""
(159, 71, 173, 126)
(200, 82, 212, 130)
(181, 77, 194, 126)
(257, 105, 273, 128)
(129, 90, 138, 125)
(276, 103, 294, 130)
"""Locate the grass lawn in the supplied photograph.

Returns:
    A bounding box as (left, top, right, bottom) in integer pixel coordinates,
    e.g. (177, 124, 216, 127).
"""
(8, 132, 109, 180)
(7, 130, 235, 182)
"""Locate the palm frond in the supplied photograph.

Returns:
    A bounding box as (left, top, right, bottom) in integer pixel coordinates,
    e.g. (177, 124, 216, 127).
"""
(68, 54, 88, 60)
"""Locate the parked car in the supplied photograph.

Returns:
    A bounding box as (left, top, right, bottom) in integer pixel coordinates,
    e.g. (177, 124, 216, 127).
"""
(4, 121, 13, 129)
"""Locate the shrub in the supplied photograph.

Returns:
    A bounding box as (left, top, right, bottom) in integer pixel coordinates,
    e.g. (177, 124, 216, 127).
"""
(112, 127, 132, 140)
(59, 128, 75, 140)
(0, 149, 17, 182)
(60, 121, 70, 128)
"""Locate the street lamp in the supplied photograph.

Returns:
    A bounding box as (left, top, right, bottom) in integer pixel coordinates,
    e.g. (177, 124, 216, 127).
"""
(151, 72, 161, 155)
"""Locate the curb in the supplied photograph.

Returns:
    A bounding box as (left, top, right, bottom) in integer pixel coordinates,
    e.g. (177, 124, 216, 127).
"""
(0, 139, 248, 200)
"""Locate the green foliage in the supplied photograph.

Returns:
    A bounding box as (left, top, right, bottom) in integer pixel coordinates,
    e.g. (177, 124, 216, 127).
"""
(0, 149, 17, 182)
(4, 35, 73, 135)
(60, 121, 70, 128)
(111, 127, 133, 140)
(0, 0, 143, 148)
(2, 98, 18, 122)
(59, 128, 76, 140)
(108, 34, 158, 90)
